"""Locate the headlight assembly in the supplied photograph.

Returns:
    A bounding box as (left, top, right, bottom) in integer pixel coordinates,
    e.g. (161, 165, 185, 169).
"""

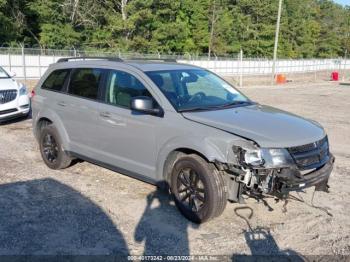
(243, 149, 264, 166)
(19, 85, 28, 96)
(241, 148, 294, 168)
(261, 148, 294, 168)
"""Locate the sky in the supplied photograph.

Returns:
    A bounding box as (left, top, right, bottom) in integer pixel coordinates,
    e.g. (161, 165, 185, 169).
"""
(333, 0, 349, 6)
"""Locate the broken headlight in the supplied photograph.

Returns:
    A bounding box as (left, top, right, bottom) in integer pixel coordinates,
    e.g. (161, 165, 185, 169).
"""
(242, 148, 294, 168)
(244, 149, 264, 166)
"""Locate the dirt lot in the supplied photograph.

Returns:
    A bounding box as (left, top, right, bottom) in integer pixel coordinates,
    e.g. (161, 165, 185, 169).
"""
(0, 81, 349, 258)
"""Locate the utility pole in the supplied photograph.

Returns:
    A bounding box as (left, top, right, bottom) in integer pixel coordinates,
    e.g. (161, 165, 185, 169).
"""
(208, 0, 217, 60)
(271, 0, 283, 85)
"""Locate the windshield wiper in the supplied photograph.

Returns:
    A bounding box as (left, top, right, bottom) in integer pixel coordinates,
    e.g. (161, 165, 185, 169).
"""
(179, 101, 252, 112)
(178, 106, 211, 112)
(216, 101, 252, 109)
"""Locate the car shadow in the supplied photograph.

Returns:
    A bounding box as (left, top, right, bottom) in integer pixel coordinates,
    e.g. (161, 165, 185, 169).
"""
(232, 207, 304, 261)
(0, 178, 306, 258)
(134, 187, 198, 256)
(0, 178, 129, 257)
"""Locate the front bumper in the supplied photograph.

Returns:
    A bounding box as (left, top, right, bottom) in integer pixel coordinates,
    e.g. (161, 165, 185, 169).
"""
(0, 94, 30, 122)
(279, 154, 335, 193)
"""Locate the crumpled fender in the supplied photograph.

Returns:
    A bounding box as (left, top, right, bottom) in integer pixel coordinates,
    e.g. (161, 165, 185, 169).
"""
(156, 133, 253, 180)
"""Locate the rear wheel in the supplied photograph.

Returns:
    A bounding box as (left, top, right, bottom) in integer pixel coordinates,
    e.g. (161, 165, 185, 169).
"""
(170, 154, 227, 223)
(39, 125, 72, 169)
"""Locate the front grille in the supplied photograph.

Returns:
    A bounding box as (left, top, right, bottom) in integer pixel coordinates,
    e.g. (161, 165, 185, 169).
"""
(288, 136, 330, 170)
(0, 89, 17, 104)
(0, 108, 18, 115)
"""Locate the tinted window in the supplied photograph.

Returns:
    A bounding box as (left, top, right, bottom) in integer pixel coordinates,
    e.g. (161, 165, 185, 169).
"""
(42, 69, 70, 91)
(68, 68, 103, 99)
(105, 70, 152, 108)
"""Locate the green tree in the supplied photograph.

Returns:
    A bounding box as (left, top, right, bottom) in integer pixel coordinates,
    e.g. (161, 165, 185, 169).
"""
(0, 0, 348, 58)
(279, 0, 320, 58)
(316, 0, 344, 58)
(39, 23, 81, 49)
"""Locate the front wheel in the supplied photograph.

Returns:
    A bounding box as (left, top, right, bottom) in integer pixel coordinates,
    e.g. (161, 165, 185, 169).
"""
(170, 154, 227, 223)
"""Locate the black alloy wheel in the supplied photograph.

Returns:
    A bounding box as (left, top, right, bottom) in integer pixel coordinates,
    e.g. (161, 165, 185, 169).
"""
(42, 133, 59, 163)
(170, 154, 227, 223)
(177, 167, 206, 212)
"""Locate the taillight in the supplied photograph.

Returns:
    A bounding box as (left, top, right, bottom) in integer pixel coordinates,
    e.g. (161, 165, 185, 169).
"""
(31, 90, 35, 99)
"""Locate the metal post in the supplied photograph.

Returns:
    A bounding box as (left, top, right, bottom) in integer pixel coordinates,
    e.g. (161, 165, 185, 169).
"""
(214, 54, 217, 73)
(8, 53, 12, 72)
(226, 58, 228, 75)
(314, 59, 317, 82)
(271, 0, 283, 85)
(239, 49, 243, 87)
(237, 53, 240, 77)
(38, 54, 42, 78)
(231, 56, 234, 76)
(343, 50, 347, 82)
(21, 45, 27, 85)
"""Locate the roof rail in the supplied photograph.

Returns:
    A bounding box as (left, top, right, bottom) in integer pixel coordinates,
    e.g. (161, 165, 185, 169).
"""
(56, 56, 124, 63)
(127, 58, 177, 63)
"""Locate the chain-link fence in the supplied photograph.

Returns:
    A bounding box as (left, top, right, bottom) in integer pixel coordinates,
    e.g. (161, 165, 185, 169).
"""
(0, 47, 349, 86)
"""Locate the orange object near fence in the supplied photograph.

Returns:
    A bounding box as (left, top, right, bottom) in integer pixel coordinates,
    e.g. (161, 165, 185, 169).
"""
(276, 74, 287, 84)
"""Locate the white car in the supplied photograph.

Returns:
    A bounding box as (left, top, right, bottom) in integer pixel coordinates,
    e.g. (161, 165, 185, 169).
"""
(0, 66, 30, 122)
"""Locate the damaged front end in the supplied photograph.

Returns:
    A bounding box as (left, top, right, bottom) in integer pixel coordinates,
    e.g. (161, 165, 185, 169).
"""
(219, 136, 334, 202)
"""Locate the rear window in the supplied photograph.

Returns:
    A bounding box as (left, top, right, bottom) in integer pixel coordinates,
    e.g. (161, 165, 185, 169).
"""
(42, 69, 70, 91)
(68, 68, 103, 100)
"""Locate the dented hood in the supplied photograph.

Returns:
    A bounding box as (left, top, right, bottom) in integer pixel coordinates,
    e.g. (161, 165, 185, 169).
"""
(182, 104, 326, 148)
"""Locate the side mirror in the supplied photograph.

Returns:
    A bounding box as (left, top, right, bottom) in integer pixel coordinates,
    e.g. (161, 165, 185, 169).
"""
(8, 71, 16, 78)
(130, 96, 163, 116)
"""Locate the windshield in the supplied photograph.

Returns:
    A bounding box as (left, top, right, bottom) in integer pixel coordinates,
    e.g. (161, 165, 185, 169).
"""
(0, 67, 10, 79)
(146, 69, 251, 112)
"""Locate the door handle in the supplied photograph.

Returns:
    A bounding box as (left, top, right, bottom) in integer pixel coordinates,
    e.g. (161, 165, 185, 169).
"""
(100, 112, 111, 118)
(57, 101, 66, 107)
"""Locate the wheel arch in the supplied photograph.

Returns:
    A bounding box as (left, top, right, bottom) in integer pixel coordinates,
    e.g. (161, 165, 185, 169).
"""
(33, 110, 70, 151)
(34, 117, 53, 139)
(159, 142, 226, 184)
(161, 148, 206, 185)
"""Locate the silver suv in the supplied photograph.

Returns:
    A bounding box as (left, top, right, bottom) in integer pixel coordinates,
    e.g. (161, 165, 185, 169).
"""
(32, 57, 334, 223)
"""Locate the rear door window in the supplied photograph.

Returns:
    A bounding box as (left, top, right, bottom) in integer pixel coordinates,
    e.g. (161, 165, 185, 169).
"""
(68, 68, 103, 100)
(42, 69, 70, 91)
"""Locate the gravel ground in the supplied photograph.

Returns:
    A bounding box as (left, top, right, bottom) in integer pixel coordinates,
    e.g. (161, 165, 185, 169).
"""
(0, 81, 349, 258)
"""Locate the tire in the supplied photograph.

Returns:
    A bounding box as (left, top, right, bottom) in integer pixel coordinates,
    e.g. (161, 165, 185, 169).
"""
(39, 124, 72, 170)
(170, 154, 227, 223)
